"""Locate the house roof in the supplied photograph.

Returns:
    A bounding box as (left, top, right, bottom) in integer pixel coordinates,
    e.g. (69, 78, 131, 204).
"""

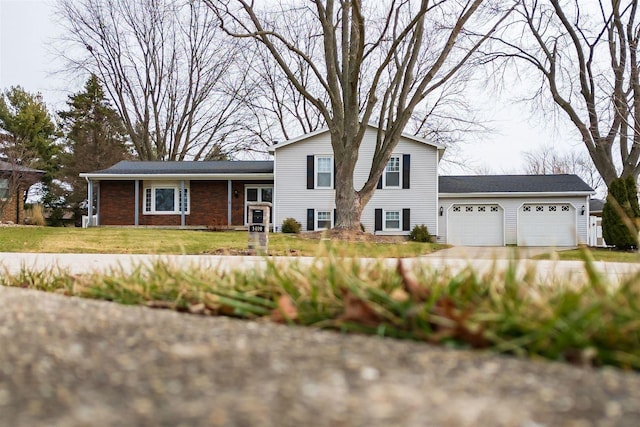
(439, 174, 594, 195)
(589, 198, 605, 213)
(80, 160, 275, 180)
(0, 160, 45, 175)
(269, 124, 446, 152)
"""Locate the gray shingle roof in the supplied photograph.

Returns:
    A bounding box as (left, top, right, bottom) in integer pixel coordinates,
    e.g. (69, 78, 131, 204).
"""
(0, 160, 45, 174)
(89, 160, 274, 175)
(589, 198, 605, 213)
(439, 175, 594, 193)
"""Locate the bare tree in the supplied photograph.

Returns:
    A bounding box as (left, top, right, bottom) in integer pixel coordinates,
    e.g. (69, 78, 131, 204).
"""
(206, 0, 514, 230)
(492, 0, 640, 186)
(56, 0, 257, 161)
(523, 145, 605, 193)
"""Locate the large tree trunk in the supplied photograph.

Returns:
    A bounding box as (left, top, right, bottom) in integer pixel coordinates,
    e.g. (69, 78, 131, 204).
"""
(333, 148, 362, 230)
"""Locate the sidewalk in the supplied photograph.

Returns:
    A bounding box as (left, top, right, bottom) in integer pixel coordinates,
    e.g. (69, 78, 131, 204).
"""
(1, 285, 639, 427)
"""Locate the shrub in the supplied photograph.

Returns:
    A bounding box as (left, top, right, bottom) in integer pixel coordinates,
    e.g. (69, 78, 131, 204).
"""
(409, 224, 431, 242)
(25, 204, 46, 226)
(602, 177, 640, 250)
(281, 217, 301, 233)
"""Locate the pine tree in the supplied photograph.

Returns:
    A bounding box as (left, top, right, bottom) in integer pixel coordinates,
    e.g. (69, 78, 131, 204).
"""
(58, 75, 132, 223)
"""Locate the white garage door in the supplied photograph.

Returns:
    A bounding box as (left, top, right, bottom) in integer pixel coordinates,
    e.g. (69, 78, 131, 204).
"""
(518, 204, 576, 246)
(447, 204, 504, 246)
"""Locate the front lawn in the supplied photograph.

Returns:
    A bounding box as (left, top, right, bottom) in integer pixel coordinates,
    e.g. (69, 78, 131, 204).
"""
(0, 226, 443, 258)
(535, 248, 640, 263)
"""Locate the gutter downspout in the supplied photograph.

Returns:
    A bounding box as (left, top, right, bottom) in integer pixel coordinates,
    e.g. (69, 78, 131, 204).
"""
(86, 177, 93, 226)
(134, 180, 139, 226)
(227, 180, 232, 227)
(180, 180, 185, 227)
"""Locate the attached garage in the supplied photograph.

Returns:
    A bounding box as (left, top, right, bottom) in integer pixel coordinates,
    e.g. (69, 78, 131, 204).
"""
(438, 175, 594, 247)
(517, 203, 576, 246)
(447, 204, 504, 246)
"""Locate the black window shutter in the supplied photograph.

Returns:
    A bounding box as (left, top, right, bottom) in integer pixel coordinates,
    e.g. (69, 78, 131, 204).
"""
(375, 209, 382, 231)
(402, 208, 410, 231)
(333, 159, 336, 189)
(377, 176, 382, 189)
(333, 208, 337, 227)
(402, 154, 410, 189)
(307, 209, 315, 231)
(307, 155, 314, 189)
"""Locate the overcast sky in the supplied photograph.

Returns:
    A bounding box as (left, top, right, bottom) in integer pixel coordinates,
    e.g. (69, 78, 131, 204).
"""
(0, 0, 584, 174)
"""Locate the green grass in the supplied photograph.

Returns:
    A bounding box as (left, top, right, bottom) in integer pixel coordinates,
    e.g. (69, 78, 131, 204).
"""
(0, 226, 443, 257)
(535, 248, 640, 263)
(3, 254, 639, 370)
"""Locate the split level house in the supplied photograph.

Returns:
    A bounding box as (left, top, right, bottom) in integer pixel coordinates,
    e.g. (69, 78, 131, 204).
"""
(80, 125, 595, 247)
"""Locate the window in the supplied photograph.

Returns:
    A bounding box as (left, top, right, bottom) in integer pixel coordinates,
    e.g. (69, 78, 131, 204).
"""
(385, 210, 401, 230)
(562, 205, 570, 212)
(316, 211, 332, 230)
(549, 205, 557, 212)
(144, 182, 189, 214)
(0, 178, 8, 200)
(478, 206, 486, 212)
(465, 206, 473, 212)
(384, 156, 401, 188)
(491, 206, 499, 212)
(245, 186, 273, 224)
(523, 206, 531, 212)
(316, 156, 333, 188)
(453, 206, 461, 212)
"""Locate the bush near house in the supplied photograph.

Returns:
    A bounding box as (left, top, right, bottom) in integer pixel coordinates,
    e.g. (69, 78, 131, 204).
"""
(602, 176, 640, 250)
(409, 224, 431, 242)
(281, 217, 302, 233)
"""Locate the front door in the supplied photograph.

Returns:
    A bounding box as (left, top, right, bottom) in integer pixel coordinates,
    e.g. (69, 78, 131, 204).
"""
(245, 186, 273, 225)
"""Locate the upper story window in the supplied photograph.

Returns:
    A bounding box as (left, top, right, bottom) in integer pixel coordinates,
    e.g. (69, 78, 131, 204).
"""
(316, 156, 333, 188)
(383, 156, 401, 188)
(0, 178, 8, 200)
(144, 181, 189, 215)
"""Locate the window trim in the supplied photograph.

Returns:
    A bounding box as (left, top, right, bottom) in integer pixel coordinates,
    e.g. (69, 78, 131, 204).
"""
(143, 181, 190, 215)
(315, 210, 333, 231)
(383, 155, 402, 189)
(244, 185, 273, 225)
(383, 210, 401, 231)
(314, 155, 333, 189)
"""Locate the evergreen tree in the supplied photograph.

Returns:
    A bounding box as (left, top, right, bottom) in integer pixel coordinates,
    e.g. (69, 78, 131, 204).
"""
(58, 75, 131, 223)
(0, 86, 59, 183)
(602, 177, 640, 250)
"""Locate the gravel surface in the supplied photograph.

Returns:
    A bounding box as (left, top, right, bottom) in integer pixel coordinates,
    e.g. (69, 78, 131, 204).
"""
(1, 286, 640, 427)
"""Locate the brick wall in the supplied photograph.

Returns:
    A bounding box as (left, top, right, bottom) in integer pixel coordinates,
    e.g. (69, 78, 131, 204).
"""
(0, 187, 21, 223)
(98, 179, 273, 227)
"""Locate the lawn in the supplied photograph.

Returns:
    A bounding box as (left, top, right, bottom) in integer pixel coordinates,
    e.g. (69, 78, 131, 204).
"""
(535, 247, 640, 263)
(0, 226, 443, 258)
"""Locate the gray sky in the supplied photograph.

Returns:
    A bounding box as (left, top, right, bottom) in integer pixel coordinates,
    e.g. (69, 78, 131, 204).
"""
(0, 0, 583, 174)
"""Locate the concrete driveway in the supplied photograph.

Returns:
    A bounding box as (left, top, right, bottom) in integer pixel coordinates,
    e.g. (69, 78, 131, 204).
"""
(422, 246, 571, 259)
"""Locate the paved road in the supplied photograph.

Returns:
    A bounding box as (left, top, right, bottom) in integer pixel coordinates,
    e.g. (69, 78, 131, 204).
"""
(1, 285, 639, 427)
(1, 251, 639, 285)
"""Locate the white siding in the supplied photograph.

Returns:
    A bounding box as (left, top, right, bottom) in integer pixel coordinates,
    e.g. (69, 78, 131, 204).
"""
(438, 195, 590, 246)
(273, 127, 440, 235)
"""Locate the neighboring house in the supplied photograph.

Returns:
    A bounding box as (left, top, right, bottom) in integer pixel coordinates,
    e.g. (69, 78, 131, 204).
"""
(80, 127, 596, 247)
(438, 175, 593, 246)
(269, 125, 444, 234)
(79, 161, 273, 227)
(0, 161, 45, 224)
(588, 198, 606, 247)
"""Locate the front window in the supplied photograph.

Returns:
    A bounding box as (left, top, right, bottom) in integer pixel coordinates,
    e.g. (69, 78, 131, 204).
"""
(316, 210, 332, 230)
(144, 182, 189, 214)
(0, 178, 8, 200)
(385, 210, 400, 230)
(384, 156, 400, 188)
(316, 156, 333, 188)
(245, 186, 273, 224)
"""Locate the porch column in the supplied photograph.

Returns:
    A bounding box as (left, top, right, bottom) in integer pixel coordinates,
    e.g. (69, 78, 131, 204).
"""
(96, 182, 101, 226)
(227, 180, 232, 226)
(180, 180, 186, 227)
(87, 179, 94, 226)
(134, 180, 139, 226)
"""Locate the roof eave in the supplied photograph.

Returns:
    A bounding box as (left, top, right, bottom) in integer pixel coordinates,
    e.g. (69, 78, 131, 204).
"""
(79, 173, 274, 181)
(438, 191, 595, 198)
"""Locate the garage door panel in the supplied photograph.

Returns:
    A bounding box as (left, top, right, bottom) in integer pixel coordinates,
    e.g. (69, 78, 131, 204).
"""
(518, 204, 576, 246)
(448, 204, 504, 246)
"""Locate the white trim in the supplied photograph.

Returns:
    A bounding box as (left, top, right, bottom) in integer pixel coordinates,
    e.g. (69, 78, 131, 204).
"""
(143, 181, 190, 215)
(314, 155, 333, 189)
(269, 123, 446, 151)
(439, 191, 594, 198)
(382, 155, 402, 189)
(383, 209, 401, 231)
